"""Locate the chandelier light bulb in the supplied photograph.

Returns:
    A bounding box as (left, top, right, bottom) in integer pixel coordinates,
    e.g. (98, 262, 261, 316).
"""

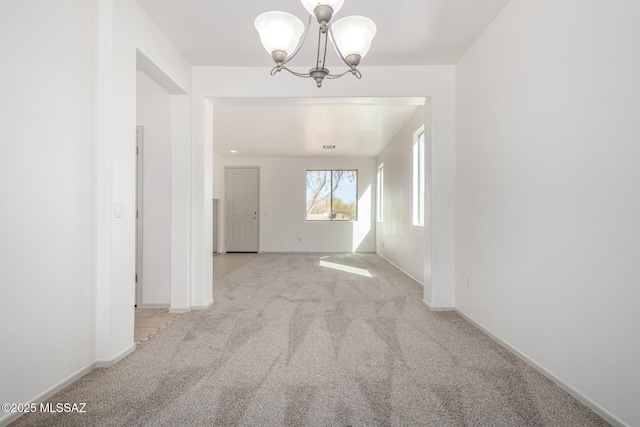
(330, 16, 377, 59)
(255, 11, 304, 58)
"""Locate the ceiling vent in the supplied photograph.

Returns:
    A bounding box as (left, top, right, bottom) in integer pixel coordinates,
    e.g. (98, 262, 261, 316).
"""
(323, 145, 336, 150)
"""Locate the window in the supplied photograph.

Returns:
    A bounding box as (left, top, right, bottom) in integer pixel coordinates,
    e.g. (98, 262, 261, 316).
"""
(413, 127, 425, 226)
(377, 163, 384, 222)
(306, 170, 357, 221)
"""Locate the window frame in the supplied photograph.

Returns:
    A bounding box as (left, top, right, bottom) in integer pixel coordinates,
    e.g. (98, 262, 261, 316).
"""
(377, 163, 384, 222)
(305, 169, 358, 222)
(413, 126, 425, 226)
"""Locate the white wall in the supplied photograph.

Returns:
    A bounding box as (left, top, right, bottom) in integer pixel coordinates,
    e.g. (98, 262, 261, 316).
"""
(0, 1, 96, 422)
(216, 157, 376, 253)
(0, 1, 193, 422)
(455, 1, 640, 425)
(193, 65, 456, 308)
(95, 0, 193, 361)
(377, 107, 427, 285)
(136, 71, 172, 305)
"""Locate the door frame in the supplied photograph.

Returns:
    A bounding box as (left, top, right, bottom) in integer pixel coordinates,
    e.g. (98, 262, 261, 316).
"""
(135, 126, 144, 306)
(224, 166, 260, 253)
(212, 198, 220, 254)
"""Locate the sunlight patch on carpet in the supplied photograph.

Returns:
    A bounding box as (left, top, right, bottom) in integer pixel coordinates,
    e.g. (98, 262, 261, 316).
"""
(319, 260, 372, 278)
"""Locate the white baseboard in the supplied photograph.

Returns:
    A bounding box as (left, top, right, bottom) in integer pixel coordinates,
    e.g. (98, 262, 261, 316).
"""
(191, 299, 213, 310)
(136, 303, 170, 309)
(1, 343, 137, 427)
(376, 253, 424, 287)
(169, 299, 215, 313)
(455, 309, 626, 427)
(96, 343, 136, 368)
(0, 362, 96, 427)
(422, 299, 455, 312)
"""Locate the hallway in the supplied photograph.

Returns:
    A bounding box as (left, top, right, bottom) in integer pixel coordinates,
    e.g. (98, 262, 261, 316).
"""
(13, 254, 606, 426)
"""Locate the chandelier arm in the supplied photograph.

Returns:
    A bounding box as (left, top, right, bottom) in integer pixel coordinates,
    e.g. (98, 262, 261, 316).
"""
(327, 24, 355, 69)
(281, 14, 313, 66)
(325, 69, 359, 80)
(346, 68, 362, 79)
(280, 66, 313, 78)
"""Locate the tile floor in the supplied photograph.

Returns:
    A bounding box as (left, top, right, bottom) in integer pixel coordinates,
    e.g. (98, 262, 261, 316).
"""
(213, 252, 258, 279)
(134, 308, 181, 343)
(133, 253, 259, 343)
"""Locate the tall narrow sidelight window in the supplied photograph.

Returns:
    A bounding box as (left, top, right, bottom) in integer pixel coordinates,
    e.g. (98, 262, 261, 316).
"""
(306, 170, 358, 221)
(377, 163, 384, 222)
(413, 127, 425, 226)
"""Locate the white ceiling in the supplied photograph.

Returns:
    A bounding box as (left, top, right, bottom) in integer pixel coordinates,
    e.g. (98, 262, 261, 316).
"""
(136, 0, 511, 157)
(212, 98, 423, 157)
(137, 0, 511, 66)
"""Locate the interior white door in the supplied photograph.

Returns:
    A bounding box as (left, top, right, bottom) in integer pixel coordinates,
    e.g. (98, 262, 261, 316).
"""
(225, 168, 259, 252)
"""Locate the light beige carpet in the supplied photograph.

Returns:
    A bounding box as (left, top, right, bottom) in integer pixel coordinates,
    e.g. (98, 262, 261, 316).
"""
(12, 253, 608, 426)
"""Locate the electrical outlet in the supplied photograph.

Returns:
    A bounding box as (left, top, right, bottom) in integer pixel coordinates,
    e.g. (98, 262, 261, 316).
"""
(466, 277, 470, 289)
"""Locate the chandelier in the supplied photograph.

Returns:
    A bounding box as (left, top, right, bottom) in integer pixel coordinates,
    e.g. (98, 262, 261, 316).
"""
(254, 0, 377, 88)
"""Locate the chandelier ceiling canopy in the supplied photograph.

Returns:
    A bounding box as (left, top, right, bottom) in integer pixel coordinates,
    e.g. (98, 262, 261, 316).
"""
(255, 0, 377, 88)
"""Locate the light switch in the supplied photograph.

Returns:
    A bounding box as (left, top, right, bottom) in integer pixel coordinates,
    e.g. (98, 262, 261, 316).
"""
(114, 202, 123, 218)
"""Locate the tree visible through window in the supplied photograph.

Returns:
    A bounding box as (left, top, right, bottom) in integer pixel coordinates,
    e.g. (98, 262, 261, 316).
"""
(306, 170, 357, 221)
